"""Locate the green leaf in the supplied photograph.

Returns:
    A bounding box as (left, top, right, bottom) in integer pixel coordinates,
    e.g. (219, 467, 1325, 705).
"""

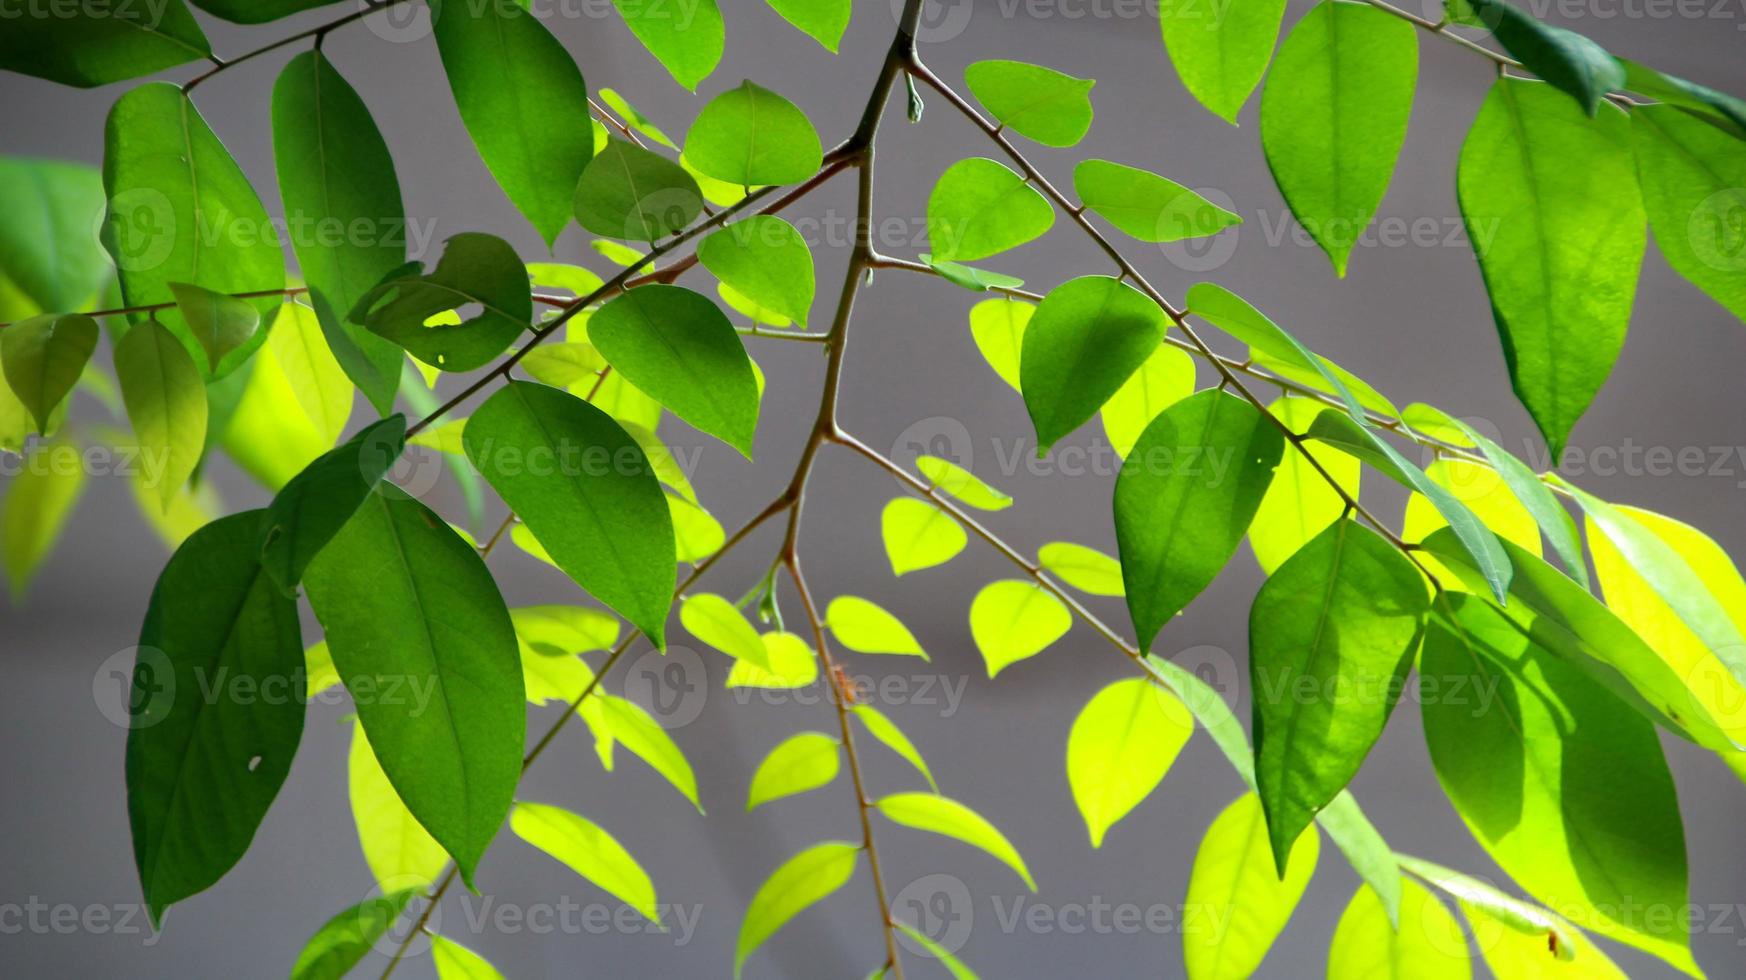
(1327, 880, 1471, 979)
(876, 792, 1035, 890)
(1114, 389, 1284, 650)
(1067, 677, 1194, 848)
(882, 498, 967, 576)
(0, 0, 210, 87)
(963, 60, 1095, 147)
(574, 138, 705, 242)
(969, 579, 1071, 678)
(1465, 0, 1623, 114)
(430, 934, 507, 980)
(260, 414, 407, 594)
(512, 801, 661, 922)
(271, 51, 406, 413)
(916, 455, 1011, 511)
(1, 313, 96, 431)
(1446, 417, 1587, 588)
(747, 732, 840, 810)
(588, 285, 760, 455)
(698, 215, 815, 327)
(352, 233, 531, 373)
(686, 81, 823, 186)
(1401, 458, 1541, 586)
(1460, 899, 1625, 978)
(1020, 276, 1169, 451)
(727, 631, 820, 690)
(598, 88, 679, 149)
(1419, 526, 1739, 750)
(1421, 592, 1697, 975)
(1457, 78, 1643, 453)
(765, 0, 851, 51)
(681, 592, 773, 669)
(920, 254, 1026, 293)
(1074, 159, 1241, 243)
(465, 381, 676, 644)
(1632, 105, 1746, 325)
(852, 705, 936, 791)
(218, 309, 353, 490)
(1158, 0, 1287, 122)
(1398, 853, 1583, 961)
(893, 922, 980, 978)
(967, 297, 1032, 390)
(0, 158, 111, 312)
(114, 320, 207, 511)
(1259, 1, 1416, 277)
(613, 0, 723, 90)
(102, 84, 284, 360)
(167, 282, 263, 378)
(1250, 519, 1427, 872)
(304, 486, 524, 887)
(1247, 398, 1359, 575)
(1305, 410, 1512, 600)
(188, 0, 339, 24)
(432, 0, 593, 246)
(926, 157, 1054, 262)
(736, 842, 860, 978)
(596, 693, 702, 810)
(1185, 282, 1365, 422)
(348, 721, 447, 890)
(289, 889, 418, 980)
(1621, 60, 1746, 139)
(1182, 793, 1318, 980)
(1037, 541, 1124, 596)
(126, 510, 304, 921)
(826, 596, 927, 659)
(1099, 343, 1195, 458)
(269, 302, 354, 452)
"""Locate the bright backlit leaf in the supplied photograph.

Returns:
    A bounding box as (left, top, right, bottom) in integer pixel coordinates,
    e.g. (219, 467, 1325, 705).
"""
(969, 579, 1071, 678)
(968, 297, 1032, 391)
(852, 705, 937, 791)
(1038, 541, 1124, 596)
(1632, 105, 1746, 325)
(430, 935, 507, 980)
(612, 0, 723, 91)
(699, 215, 815, 327)
(876, 792, 1035, 890)
(347, 721, 447, 890)
(1182, 793, 1318, 980)
(1067, 677, 1194, 847)
(964, 60, 1095, 147)
(727, 631, 821, 690)
(736, 842, 859, 978)
(1326, 880, 1471, 979)
(512, 801, 661, 922)
(882, 497, 967, 576)
(1075, 160, 1241, 243)
(1100, 342, 1195, 457)
(916, 455, 1011, 511)
(826, 596, 927, 659)
(1158, 0, 1287, 122)
(113, 320, 206, 514)
(681, 593, 772, 670)
(747, 732, 840, 810)
(1247, 398, 1359, 575)
(596, 693, 702, 811)
(765, 0, 851, 51)
(685, 81, 823, 186)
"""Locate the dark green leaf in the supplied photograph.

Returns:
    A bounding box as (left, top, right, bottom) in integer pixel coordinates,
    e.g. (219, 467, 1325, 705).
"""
(261, 414, 407, 595)
(573, 139, 704, 243)
(612, 0, 723, 91)
(587, 285, 760, 456)
(271, 51, 406, 414)
(1631, 105, 1746, 326)
(127, 510, 304, 921)
(1185, 282, 1366, 422)
(926, 157, 1054, 262)
(352, 233, 531, 373)
(1464, 0, 1623, 114)
(1114, 389, 1284, 650)
(0, 0, 210, 87)
(289, 889, 418, 980)
(1306, 410, 1512, 600)
(1259, 1, 1417, 277)
(1456, 78, 1644, 454)
(464, 381, 675, 644)
(1422, 592, 1696, 975)
(0, 158, 111, 312)
(964, 60, 1096, 147)
(1622, 60, 1746, 139)
(1251, 518, 1427, 873)
(102, 84, 285, 357)
(684, 81, 824, 186)
(1073, 159, 1241, 244)
(432, 0, 594, 246)
(305, 485, 524, 886)
(0, 312, 97, 431)
(1020, 275, 1168, 451)
(698, 215, 815, 327)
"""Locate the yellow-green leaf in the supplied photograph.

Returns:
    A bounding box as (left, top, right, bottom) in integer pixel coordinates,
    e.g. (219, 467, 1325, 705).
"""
(1067, 677, 1194, 847)
(969, 579, 1071, 678)
(916, 455, 1012, 511)
(727, 631, 821, 689)
(736, 842, 860, 978)
(1038, 541, 1124, 597)
(852, 705, 937, 792)
(881, 497, 967, 576)
(876, 792, 1036, 891)
(1100, 343, 1195, 458)
(747, 732, 840, 811)
(1183, 792, 1318, 980)
(2, 436, 85, 600)
(1327, 880, 1471, 979)
(681, 592, 772, 669)
(512, 801, 661, 923)
(430, 934, 507, 980)
(1248, 398, 1360, 574)
(827, 596, 927, 659)
(596, 693, 701, 812)
(347, 722, 448, 891)
(967, 297, 1032, 391)
(115, 319, 207, 511)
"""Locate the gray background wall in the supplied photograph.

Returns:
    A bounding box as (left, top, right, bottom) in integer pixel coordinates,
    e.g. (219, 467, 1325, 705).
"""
(3, 0, 1744, 976)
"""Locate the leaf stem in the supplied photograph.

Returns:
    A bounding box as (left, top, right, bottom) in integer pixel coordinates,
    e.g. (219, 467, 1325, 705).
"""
(181, 0, 415, 93)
